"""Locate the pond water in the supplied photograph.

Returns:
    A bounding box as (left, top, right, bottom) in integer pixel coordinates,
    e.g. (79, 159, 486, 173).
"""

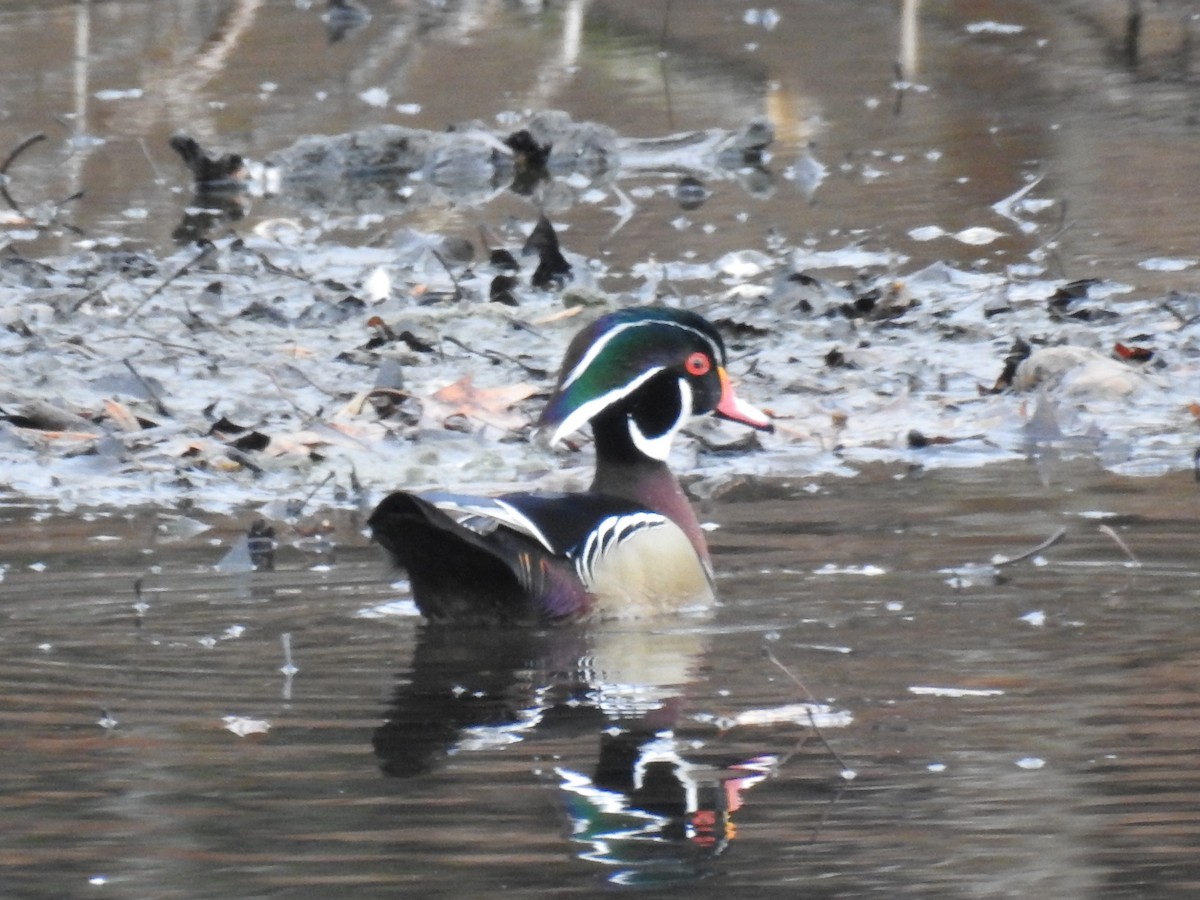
(3, 0, 1200, 294)
(3, 1, 1200, 896)
(3, 461, 1200, 896)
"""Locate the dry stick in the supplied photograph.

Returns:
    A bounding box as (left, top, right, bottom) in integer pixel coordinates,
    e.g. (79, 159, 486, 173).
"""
(427, 247, 463, 300)
(122, 358, 171, 418)
(993, 526, 1067, 568)
(119, 241, 216, 324)
(1098, 524, 1142, 568)
(764, 646, 854, 777)
(62, 273, 123, 317)
(1162, 297, 1200, 329)
(105, 332, 210, 355)
(0, 133, 47, 214)
(264, 367, 316, 420)
(265, 359, 341, 400)
(441, 334, 548, 377)
(232, 235, 319, 285)
(292, 471, 335, 518)
(892, 59, 907, 116)
(137, 137, 165, 182)
(657, 0, 675, 128)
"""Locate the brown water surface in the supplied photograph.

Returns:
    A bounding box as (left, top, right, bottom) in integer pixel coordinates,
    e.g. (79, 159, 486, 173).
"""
(3, 461, 1200, 896)
(2, 0, 1200, 294)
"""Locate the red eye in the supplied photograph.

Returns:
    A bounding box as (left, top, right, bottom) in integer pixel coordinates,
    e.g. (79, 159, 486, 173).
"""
(685, 351, 712, 377)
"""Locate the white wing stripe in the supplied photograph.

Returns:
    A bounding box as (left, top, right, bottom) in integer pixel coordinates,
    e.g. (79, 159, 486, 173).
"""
(426, 496, 556, 553)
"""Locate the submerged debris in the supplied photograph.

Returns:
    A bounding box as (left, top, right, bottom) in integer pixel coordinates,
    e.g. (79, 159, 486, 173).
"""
(168, 111, 775, 239)
(1011, 346, 1153, 400)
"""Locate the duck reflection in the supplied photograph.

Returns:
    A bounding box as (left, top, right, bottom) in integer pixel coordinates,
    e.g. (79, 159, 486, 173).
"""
(372, 622, 784, 883)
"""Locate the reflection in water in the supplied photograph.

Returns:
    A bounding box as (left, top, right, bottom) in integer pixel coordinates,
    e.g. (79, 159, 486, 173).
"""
(372, 621, 812, 884)
(166, 112, 774, 248)
(558, 731, 776, 885)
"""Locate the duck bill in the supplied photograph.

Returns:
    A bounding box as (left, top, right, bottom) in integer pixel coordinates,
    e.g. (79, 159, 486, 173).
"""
(715, 367, 773, 432)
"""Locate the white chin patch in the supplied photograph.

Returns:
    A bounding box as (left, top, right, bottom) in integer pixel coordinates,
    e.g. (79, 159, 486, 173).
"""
(627, 379, 692, 461)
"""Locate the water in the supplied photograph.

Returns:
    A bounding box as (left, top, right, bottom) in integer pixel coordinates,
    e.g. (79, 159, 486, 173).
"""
(3, 0, 1200, 293)
(3, 1, 1200, 895)
(3, 461, 1200, 896)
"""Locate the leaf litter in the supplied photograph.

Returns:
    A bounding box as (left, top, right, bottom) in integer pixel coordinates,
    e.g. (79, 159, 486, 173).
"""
(1, 113, 1198, 520)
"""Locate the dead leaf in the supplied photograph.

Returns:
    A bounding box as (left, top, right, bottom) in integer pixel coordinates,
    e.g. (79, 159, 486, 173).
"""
(908, 429, 961, 449)
(13, 428, 100, 444)
(103, 399, 141, 432)
(426, 375, 537, 431)
(1114, 342, 1154, 362)
(339, 387, 408, 417)
(532, 306, 586, 325)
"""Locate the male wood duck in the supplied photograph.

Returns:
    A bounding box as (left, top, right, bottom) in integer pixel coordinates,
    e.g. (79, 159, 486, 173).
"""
(368, 306, 773, 623)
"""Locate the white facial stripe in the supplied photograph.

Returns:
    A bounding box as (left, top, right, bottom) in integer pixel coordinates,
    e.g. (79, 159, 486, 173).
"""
(627, 378, 692, 461)
(550, 365, 664, 445)
(560, 318, 723, 391)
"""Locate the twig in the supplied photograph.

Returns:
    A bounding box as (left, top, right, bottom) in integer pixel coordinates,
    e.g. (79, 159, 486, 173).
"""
(293, 471, 335, 517)
(61, 273, 122, 317)
(802, 778, 851, 847)
(0, 132, 46, 176)
(101, 333, 210, 355)
(231, 233, 319, 285)
(993, 526, 1067, 568)
(137, 137, 164, 182)
(764, 646, 854, 777)
(1098, 524, 1142, 568)
(441, 334, 549, 378)
(658, 0, 675, 128)
(428, 247, 463, 300)
(132, 576, 147, 630)
(264, 367, 316, 420)
(280, 632, 298, 675)
(0, 132, 48, 213)
(265, 359, 341, 399)
(119, 240, 216, 323)
(1162, 297, 1200, 329)
(122, 358, 171, 418)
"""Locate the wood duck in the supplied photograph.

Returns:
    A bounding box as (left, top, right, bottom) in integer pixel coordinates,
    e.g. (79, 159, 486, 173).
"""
(368, 306, 773, 623)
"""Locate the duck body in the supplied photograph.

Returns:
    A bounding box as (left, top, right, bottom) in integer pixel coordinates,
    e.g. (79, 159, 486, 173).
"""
(368, 306, 772, 624)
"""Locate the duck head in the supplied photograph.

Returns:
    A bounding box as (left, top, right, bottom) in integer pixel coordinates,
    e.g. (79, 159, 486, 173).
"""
(538, 306, 772, 462)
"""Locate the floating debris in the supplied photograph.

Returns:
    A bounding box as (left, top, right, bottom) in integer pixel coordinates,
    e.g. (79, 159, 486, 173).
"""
(908, 686, 1005, 698)
(223, 715, 270, 737)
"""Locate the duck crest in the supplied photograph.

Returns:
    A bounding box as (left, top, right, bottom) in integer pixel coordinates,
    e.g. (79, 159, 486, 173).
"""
(539, 306, 729, 447)
(369, 305, 772, 623)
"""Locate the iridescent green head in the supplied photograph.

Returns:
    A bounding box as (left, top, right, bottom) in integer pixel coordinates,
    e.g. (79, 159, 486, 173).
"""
(538, 306, 772, 460)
